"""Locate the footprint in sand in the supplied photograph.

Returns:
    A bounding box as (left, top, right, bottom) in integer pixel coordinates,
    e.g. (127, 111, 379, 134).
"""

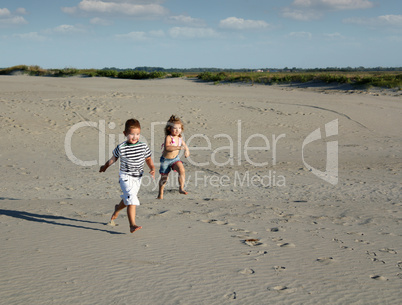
(267, 227, 285, 232)
(316, 257, 334, 265)
(268, 285, 293, 293)
(107, 220, 118, 227)
(239, 268, 255, 275)
(273, 285, 288, 291)
(224, 292, 237, 300)
(277, 242, 296, 248)
(370, 275, 388, 281)
(241, 250, 268, 256)
(274, 266, 286, 272)
(231, 228, 258, 239)
(148, 210, 171, 219)
(231, 228, 257, 234)
(243, 239, 266, 247)
(201, 219, 233, 225)
(347, 231, 364, 236)
(366, 251, 385, 263)
(379, 248, 397, 254)
(354, 239, 370, 244)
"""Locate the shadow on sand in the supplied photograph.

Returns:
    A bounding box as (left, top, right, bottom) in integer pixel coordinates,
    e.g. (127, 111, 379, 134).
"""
(0, 209, 124, 235)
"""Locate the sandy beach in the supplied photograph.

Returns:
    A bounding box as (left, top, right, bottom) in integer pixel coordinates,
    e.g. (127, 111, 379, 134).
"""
(1, 75, 401, 304)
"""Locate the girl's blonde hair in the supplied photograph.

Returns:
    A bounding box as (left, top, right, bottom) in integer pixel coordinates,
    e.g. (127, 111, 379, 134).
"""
(164, 115, 184, 137)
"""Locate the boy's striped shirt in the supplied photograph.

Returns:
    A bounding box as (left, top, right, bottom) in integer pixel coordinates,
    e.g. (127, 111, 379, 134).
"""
(113, 141, 151, 177)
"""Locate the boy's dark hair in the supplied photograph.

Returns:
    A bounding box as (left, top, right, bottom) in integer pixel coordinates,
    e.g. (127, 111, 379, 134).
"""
(125, 119, 141, 132)
(164, 115, 184, 136)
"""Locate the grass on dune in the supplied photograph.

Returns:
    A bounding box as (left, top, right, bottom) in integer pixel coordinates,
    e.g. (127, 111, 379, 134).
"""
(0, 65, 185, 79)
(196, 71, 402, 89)
(1, 65, 401, 89)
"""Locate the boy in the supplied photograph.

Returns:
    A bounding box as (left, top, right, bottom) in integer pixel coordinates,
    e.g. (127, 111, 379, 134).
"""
(99, 119, 155, 233)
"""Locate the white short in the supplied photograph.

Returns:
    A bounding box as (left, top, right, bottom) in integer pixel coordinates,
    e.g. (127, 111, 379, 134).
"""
(119, 173, 142, 206)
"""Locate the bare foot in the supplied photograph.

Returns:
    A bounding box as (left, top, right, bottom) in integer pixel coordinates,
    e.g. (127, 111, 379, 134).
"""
(179, 189, 188, 195)
(157, 194, 163, 199)
(111, 204, 120, 220)
(130, 225, 142, 233)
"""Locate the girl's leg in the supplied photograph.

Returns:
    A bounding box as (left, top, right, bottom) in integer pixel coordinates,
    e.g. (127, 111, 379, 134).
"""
(157, 174, 169, 199)
(127, 205, 142, 233)
(173, 162, 187, 195)
(111, 199, 126, 220)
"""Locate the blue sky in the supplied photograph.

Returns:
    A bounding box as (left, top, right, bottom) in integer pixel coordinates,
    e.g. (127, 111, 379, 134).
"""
(1, 0, 401, 69)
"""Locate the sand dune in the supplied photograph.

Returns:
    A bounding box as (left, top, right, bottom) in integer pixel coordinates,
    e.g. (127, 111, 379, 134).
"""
(0, 75, 401, 304)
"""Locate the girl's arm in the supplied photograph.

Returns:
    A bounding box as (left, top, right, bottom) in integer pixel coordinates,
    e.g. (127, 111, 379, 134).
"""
(99, 155, 118, 172)
(145, 157, 155, 179)
(181, 140, 190, 158)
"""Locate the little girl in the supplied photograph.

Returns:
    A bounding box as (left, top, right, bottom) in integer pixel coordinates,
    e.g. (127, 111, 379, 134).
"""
(158, 115, 190, 199)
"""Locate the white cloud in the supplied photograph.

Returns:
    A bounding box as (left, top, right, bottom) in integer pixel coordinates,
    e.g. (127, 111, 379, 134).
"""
(169, 27, 219, 39)
(13, 32, 46, 42)
(284, 0, 374, 21)
(149, 30, 165, 37)
(323, 32, 345, 40)
(101, 0, 165, 3)
(90, 17, 112, 25)
(378, 15, 402, 26)
(344, 15, 402, 27)
(115, 29, 165, 40)
(282, 8, 322, 21)
(61, 7, 78, 14)
(219, 17, 269, 30)
(0, 8, 11, 17)
(76, 0, 168, 17)
(292, 0, 374, 10)
(0, 7, 28, 26)
(0, 15, 28, 26)
(15, 8, 28, 15)
(53, 24, 86, 34)
(288, 31, 313, 39)
(386, 35, 402, 43)
(116, 31, 147, 40)
(168, 15, 206, 27)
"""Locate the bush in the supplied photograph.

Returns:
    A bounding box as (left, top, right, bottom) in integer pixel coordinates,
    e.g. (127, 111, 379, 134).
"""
(52, 68, 80, 77)
(197, 71, 228, 82)
(149, 71, 166, 79)
(170, 72, 184, 78)
(197, 71, 214, 81)
(117, 70, 148, 79)
(96, 70, 118, 78)
(0, 65, 29, 75)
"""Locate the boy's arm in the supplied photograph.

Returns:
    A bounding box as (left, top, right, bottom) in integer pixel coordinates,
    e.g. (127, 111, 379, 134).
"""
(99, 155, 118, 172)
(145, 157, 155, 179)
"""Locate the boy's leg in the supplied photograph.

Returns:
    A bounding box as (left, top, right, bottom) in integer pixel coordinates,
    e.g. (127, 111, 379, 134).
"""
(157, 174, 169, 199)
(111, 199, 126, 220)
(127, 205, 142, 233)
(173, 162, 187, 195)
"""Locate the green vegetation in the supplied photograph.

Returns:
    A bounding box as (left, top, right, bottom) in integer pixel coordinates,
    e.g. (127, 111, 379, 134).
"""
(1, 65, 401, 89)
(0, 65, 181, 80)
(0, 65, 48, 76)
(196, 71, 402, 89)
